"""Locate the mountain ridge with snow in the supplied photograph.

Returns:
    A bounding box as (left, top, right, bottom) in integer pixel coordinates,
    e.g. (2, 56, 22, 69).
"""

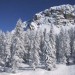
(18, 4, 75, 34)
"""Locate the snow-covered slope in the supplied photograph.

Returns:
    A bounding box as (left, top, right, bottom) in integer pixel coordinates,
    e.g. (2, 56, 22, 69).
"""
(21, 4, 75, 34)
(14, 65, 75, 75)
(0, 64, 75, 75)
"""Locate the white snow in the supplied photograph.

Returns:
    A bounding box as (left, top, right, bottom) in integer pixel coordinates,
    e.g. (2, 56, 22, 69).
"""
(50, 4, 74, 12)
(16, 64, 75, 75)
(53, 26, 60, 34)
(0, 64, 75, 75)
(11, 30, 15, 34)
(30, 22, 38, 30)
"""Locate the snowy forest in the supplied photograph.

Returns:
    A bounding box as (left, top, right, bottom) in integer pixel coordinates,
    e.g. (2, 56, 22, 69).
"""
(0, 19, 75, 73)
(0, 4, 75, 74)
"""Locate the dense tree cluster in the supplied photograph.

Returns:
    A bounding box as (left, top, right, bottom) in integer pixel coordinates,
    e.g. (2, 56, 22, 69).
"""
(0, 19, 75, 72)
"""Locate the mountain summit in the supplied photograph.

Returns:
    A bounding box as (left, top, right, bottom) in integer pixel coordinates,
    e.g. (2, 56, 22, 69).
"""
(21, 4, 75, 34)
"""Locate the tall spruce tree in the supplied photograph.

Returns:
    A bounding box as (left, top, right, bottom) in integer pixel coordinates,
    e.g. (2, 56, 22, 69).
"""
(43, 27, 56, 71)
(49, 25, 56, 69)
(10, 19, 25, 72)
(59, 28, 71, 64)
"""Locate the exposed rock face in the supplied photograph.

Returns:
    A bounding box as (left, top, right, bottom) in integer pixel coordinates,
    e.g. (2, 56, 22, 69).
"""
(22, 4, 75, 34)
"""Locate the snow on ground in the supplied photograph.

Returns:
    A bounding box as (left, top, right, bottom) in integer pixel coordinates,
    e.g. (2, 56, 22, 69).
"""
(0, 64, 75, 75)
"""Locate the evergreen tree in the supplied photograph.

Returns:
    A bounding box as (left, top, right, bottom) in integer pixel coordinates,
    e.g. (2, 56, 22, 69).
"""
(10, 19, 25, 72)
(56, 34, 59, 63)
(43, 29, 53, 70)
(11, 37, 19, 73)
(64, 29, 71, 64)
(23, 31, 30, 63)
(29, 30, 36, 70)
(59, 28, 71, 64)
(0, 31, 5, 62)
(43, 27, 56, 71)
(68, 27, 75, 57)
(72, 39, 75, 63)
(14, 19, 25, 59)
(49, 25, 56, 66)
(33, 30, 40, 68)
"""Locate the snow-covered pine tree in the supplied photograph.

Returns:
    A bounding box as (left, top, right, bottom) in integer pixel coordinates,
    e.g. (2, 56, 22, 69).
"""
(68, 27, 75, 57)
(14, 19, 25, 59)
(33, 30, 40, 68)
(29, 29, 41, 70)
(71, 27, 75, 63)
(56, 34, 60, 63)
(59, 28, 66, 63)
(23, 31, 30, 63)
(72, 39, 75, 63)
(43, 29, 53, 70)
(49, 25, 56, 68)
(0, 31, 11, 72)
(29, 30, 36, 70)
(0, 30, 5, 66)
(43, 28, 56, 71)
(64, 29, 71, 65)
(4, 31, 12, 67)
(0, 30, 9, 72)
(11, 37, 25, 73)
(11, 37, 19, 73)
(59, 28, 71, 64)
(10, 19, 25, 72)
(40, 30, 45, 64)
(1, 32, 7, 72)
(15, 19, 24, 37)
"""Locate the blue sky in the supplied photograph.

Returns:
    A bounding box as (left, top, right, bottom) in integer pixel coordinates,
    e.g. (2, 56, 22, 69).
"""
(0, 0, 75, 32)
